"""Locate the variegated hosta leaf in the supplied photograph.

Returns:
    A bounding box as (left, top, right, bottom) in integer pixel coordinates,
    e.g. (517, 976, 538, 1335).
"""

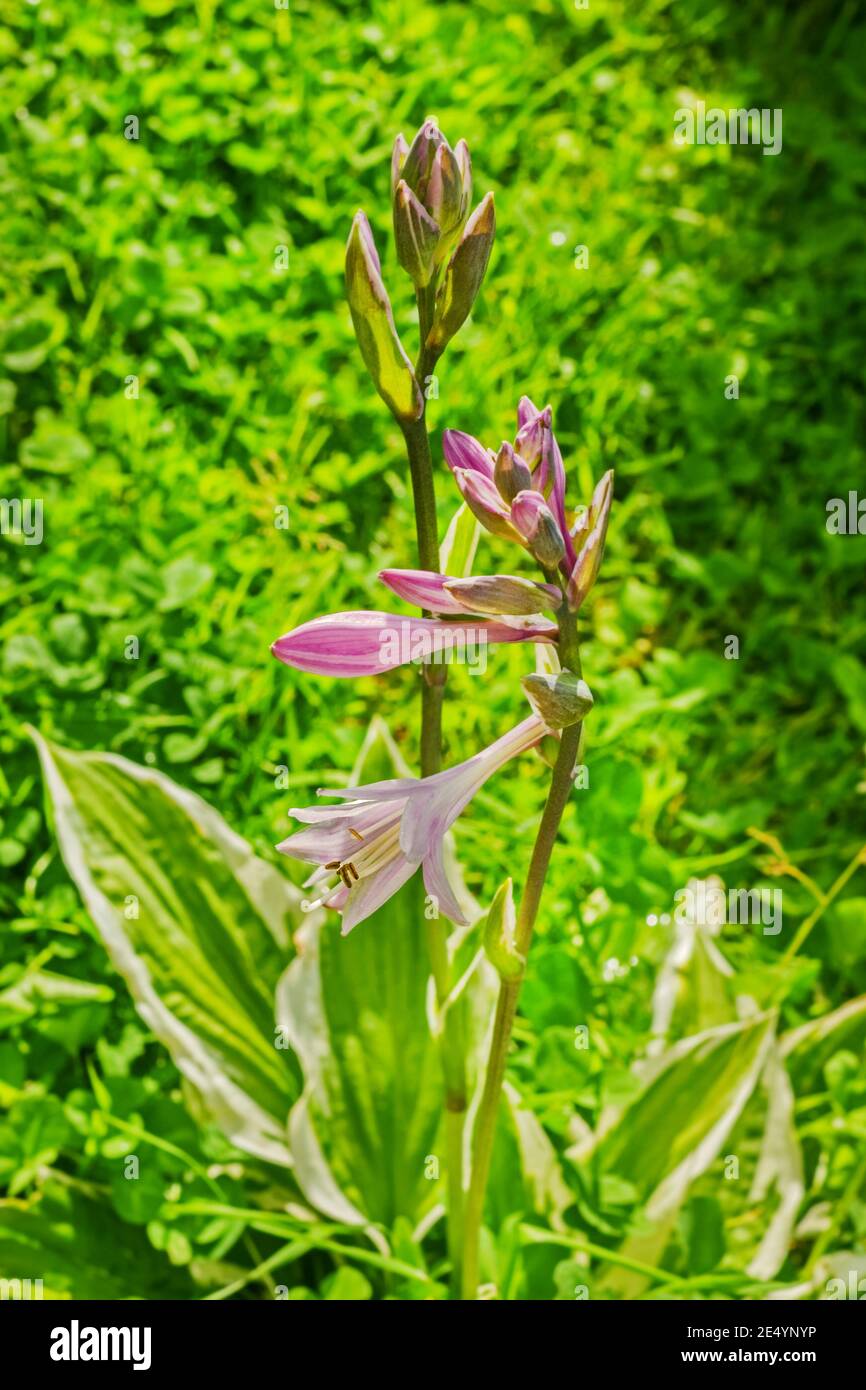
(590, 1012, 777, 1213)
(32, 731, 302, 1168)
(574, 1012, 776, 1295)
(746, 1044, 804, 1281)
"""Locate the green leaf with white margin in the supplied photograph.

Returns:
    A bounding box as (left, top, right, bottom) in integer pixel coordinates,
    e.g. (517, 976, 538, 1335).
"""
(780, 993, 866, 1083)
(30, 730, 302, 1168)
(484, 1082, 572, 1232)
(648, 876, 737, 1051)
(573, 1011, 776, 1295)
(439, 501, 480, 578)
(746, 1043, 804, 1281)
(276, 717, 445, 1228)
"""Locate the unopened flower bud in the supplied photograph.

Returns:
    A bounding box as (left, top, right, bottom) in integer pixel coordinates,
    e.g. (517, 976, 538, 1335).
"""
(393, 180, 440, 288)
(494, 442, 533, 503)
(345, 212, 424, 422)
(514, 403, 552, 471)
(567, 469, 614, 611)
(521, 670, 594, 729)
(510, 489, 565, 568)
(482, 879, 525, 982)
(391, 133, 410, 198)
(401, 118, 447, 203)
(444, 574, 560, 616)
(426, 141, 465, 240)
(426, 193, 495, 353)
(454, 467, 522, 543)
(534, 734, 562, 769)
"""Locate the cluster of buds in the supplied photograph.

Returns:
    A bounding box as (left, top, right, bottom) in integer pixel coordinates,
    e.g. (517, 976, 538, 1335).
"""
(443, 397, 614, 612)
(345, 119, 496, 422)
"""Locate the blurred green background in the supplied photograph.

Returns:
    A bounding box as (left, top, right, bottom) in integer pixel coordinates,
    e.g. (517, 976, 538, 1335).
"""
(1, 0, 865, 1299)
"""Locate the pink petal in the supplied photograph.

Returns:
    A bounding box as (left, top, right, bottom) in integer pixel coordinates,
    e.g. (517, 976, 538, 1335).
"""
(549, 431, 575, 569)
(517, 395, 540, 429)
(378, 568, 468, 615)
(422, 837, 468, 926)
(340, 852, 418, 935)
(399, 714, 548, 861)
(442, 428, 495, 480)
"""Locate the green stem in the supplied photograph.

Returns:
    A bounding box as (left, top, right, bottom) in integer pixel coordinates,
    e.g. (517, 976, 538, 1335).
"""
(461, 609, 582, 1299)
(399, 297, 465, 1293)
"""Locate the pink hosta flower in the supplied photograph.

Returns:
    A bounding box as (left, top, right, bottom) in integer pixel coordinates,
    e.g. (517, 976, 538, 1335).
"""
(279, 715, 548, 933)
(443, 399, 614, 609)
(272, 568, 558, 678)
(271, 609, 554, 677)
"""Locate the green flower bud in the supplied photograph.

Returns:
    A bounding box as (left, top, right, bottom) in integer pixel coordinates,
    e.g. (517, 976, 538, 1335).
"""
(494, 442, 533, 503)
(444, 574, 561, 616)
(521, 670, 594, 729)
(393, 180, 440, 288)
(482, 878, 525, 983)
(345, 212, 423, 422)
(426, 193, 495, 353)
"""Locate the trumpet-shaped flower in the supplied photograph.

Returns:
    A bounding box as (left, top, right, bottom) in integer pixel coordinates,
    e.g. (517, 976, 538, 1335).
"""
(279, 715, 548, 933)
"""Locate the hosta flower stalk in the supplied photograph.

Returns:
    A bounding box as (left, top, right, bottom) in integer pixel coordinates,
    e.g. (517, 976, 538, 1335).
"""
(272, 121, 614, 1298)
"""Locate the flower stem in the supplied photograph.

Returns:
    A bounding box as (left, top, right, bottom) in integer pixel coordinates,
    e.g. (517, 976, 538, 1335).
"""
(399, 304, 466, 1293)
(461, 608, 582, 1299)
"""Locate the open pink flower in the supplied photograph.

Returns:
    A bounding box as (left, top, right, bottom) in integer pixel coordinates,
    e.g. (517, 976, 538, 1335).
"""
(279, 715, 547, 933)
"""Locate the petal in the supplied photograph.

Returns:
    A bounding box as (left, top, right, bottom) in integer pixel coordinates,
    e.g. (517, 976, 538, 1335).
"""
(517, 395, 541, 429)
(549, 430, 575, 569)
(422, 837, 468, 926)
(378, 568, 469, 615)
(400, 714, 548, 860)
(442, 428, 495, 480)
(340, 852, 419, 934)
(276, 823, 361, 865)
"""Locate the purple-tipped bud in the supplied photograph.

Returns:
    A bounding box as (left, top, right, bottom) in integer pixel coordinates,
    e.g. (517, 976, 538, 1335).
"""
(511, 489, 566, 568)
(401, 118, 447, 203)
(345, 211, 423, 422)
(566, 469, 614, 611)
(454, 468, 522, 544)
(427, 193, 496, 353)
(393, 180, 440, 288)
(517, 396, 539, 429)
(514, 401, 553, 476)
(426, 141, 466, 242)
(494, 441, 533, 503)
(443, 428, 495, 480)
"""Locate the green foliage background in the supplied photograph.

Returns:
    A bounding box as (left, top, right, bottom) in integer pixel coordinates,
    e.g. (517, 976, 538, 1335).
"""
(1, 0, 865, 1299)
